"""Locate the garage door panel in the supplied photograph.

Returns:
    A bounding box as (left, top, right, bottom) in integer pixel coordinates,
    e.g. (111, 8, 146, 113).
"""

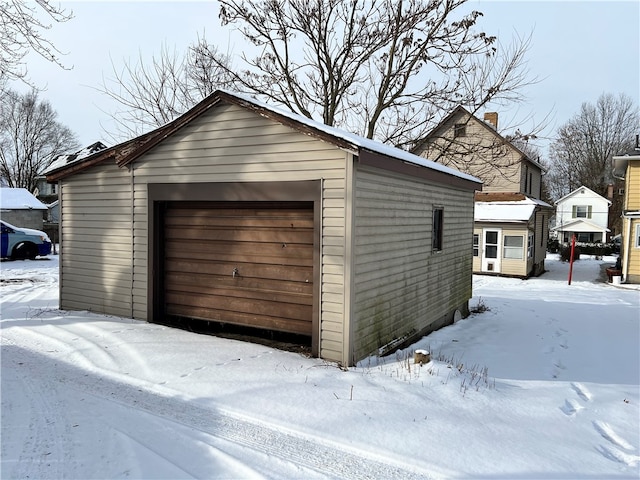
(165, 239, 313, 260)
(166, 259, 313, 283)
(166, 227, 313, 244)
(165, 214, 314, 230)
(166, 272, 314, 296)
(167, 291, 312, 321)
(163, 201, 315, 336)
(166, 305, 312, 336)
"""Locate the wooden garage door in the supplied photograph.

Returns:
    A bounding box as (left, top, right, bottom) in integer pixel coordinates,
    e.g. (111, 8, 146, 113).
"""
(163, 202, 314, 336)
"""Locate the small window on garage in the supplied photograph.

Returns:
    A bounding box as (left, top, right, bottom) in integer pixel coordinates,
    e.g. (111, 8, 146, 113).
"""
(528, 232, 534, 258)
(473, 233, 479, 257)
(503, 235, 524, 259)
(432, 207, 444, 252)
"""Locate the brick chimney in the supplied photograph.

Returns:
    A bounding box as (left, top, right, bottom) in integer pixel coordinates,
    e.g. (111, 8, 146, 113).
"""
(484, 112, 498, 129)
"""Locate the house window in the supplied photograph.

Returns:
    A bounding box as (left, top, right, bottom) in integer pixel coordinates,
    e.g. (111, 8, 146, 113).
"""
(635, 224, 640, 248)
(540, 215, 545, 246)
(528, 232, 534, 258)
(473, 234, 479, 257)
(576, 232, 593, 243)
(454, 123, 466, 138)
(503, 235, 524, 259)
(432, 207, 444, 251)
(524, 165, 529, 194)
(51, 183, 57, 194)
(572, 205, 592, 218)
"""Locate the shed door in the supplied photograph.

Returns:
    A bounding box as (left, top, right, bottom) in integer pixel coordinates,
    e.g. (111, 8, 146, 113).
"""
(163, 201, 314, 336)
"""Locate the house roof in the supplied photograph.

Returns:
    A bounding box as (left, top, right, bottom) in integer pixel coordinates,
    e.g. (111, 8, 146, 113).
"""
(44, 141, 108, 174)
(553, 185, 612, 206)
(46, 90, 482, 190)
(417, 105, 546, 172)
(550, 218, 610, 233)
(474, 193, 551, 223)
(0, 188, 47, 210)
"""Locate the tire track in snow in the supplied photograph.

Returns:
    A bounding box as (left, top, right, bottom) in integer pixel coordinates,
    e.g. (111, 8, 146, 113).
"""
(3, 344, 435, 480)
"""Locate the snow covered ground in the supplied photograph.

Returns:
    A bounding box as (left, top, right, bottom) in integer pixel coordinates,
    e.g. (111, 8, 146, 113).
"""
(1, 253, 639, 479)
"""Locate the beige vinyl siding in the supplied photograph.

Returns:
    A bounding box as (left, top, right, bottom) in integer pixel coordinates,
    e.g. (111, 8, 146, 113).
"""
(130, 103, 348, 362)
(533, 210, 547, 273)
(524, 162, 543, 199)
(499, 226, 529, 277)
(416, 113, 523, 193)
(59, 163, 134, 318)
(351, 167, 474, 360)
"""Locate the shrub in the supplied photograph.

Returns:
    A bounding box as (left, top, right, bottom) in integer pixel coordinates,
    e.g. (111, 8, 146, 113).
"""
(547, 239, 560, 253)
(560, 244, 581, 262)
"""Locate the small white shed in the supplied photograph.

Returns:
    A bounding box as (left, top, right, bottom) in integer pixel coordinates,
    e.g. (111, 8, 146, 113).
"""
(46, 90, 482, 365)
(0, 188, 47, 230)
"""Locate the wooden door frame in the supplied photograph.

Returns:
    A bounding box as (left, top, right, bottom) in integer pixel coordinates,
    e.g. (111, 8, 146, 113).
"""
(148, 181, 322, 356)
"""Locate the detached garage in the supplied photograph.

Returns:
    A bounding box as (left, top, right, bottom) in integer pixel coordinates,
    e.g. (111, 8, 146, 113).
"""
(46, 90, 481, 366)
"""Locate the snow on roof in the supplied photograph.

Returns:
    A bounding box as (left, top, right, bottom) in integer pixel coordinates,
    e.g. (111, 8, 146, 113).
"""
(474, 197, 550, 223)
(44, 141, 108, 174)
(226, 90, 482, 185)
(0, 188, 47, 210)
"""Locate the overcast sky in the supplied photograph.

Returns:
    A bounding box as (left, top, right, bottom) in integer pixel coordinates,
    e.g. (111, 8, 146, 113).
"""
(12, 0, 640, 158)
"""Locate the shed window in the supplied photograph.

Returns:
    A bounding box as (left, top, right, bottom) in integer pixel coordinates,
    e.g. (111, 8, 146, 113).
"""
(454, 123, 466, 138)
(473, 234, 479, 257)
(572, 205, 592, 218)
(503, 235, 524, 259)
(432, 207, 444, 252)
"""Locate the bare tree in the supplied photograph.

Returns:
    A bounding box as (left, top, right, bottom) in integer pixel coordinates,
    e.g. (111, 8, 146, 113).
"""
(213, 0, 537, 147)
(0, 0, 73, 85)
(0, 88, 79, 191)
(100, 39, 235, 139)
(101, 0, 537, 147)
(546, 93, 639, 199)
(546, 93, 639, 235)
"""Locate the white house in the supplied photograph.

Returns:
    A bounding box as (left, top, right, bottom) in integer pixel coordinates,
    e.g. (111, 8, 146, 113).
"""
(551, 186, 611, 243)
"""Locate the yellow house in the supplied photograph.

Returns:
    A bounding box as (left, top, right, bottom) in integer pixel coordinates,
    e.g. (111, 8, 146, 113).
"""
(613, 139, 640, 283)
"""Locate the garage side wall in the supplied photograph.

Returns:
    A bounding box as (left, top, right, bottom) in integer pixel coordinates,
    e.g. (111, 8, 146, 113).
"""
(130, 103, 349, 362)
(351, 167, 474, 362)
(59, 163, 134, 317)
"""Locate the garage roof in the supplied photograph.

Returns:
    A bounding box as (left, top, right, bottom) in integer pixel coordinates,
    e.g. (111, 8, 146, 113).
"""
(46, 90, 482, 189)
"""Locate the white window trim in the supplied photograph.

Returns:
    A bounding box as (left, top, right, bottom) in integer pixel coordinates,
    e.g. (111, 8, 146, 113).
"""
(635, 223, 640, 248)
(503, 235, 524, 260)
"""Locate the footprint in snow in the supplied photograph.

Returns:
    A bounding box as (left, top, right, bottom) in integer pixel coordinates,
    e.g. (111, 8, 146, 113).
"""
(597, 445, 640, 467)
(593, 420, 634, 451)
(561, 399, 583, 416)
(571, 382, 592, 402)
